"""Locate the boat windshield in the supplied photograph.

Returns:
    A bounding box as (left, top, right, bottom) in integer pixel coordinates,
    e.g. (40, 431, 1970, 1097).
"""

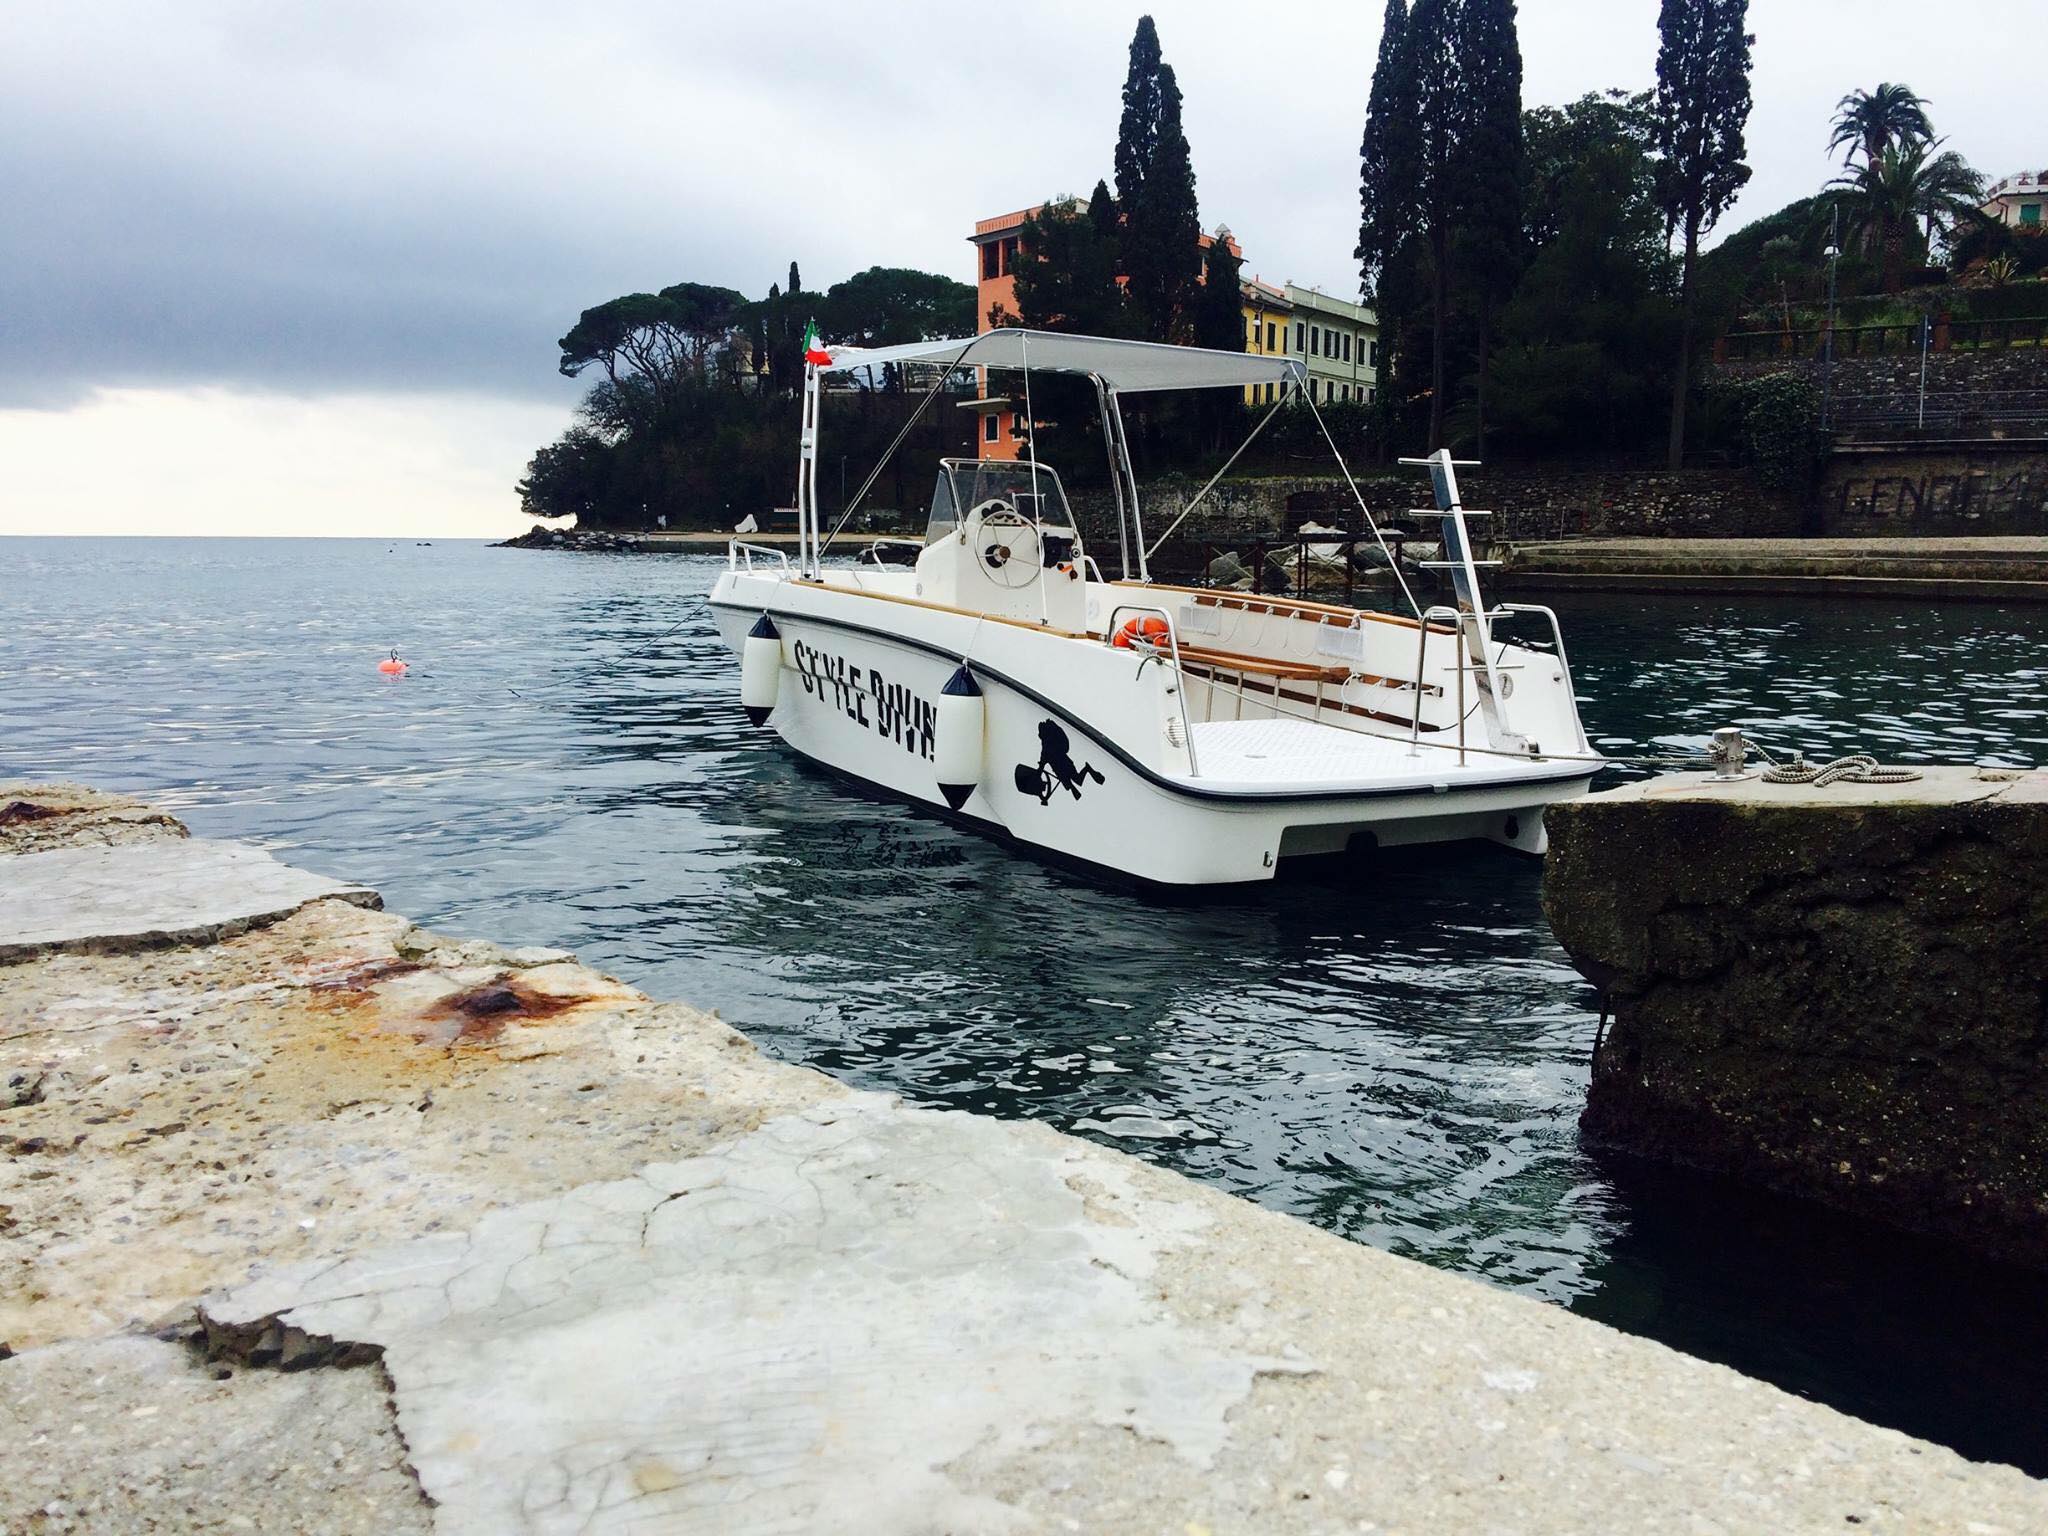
(926, 459, 1072, 544)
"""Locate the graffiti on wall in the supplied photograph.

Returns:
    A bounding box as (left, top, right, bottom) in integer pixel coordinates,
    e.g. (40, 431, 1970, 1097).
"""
(1830, 464, 2048, 531)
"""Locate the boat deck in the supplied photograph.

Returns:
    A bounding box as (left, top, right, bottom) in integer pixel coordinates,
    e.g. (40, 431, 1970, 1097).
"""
(1187, 718, 1582, 791)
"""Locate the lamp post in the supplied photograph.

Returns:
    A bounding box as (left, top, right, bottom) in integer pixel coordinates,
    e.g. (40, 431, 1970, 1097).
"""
(1821, 206, 1841, 429)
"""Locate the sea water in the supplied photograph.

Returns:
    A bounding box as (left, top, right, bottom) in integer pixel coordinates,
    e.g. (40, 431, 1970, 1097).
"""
(6, 536, 2047, 1470)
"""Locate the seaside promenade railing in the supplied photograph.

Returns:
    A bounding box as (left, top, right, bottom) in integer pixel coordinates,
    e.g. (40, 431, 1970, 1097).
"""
(1827, 390, 2048, 439)
(1720, 316, 2048, 362)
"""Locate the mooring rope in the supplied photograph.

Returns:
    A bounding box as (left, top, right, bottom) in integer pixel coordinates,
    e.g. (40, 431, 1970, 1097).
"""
(1760, 753, 1923, 786)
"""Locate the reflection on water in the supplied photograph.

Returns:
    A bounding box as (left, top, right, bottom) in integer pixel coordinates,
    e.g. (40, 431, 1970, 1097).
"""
(6, 537, 2047, 1470)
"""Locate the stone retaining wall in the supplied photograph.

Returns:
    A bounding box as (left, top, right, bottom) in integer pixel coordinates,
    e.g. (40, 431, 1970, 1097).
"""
(1822, 444, 2048, 535)
(1715, 346, 2048, 396)
(1544, 768, 2048, 1269)
(1071, 465, 1801, 565)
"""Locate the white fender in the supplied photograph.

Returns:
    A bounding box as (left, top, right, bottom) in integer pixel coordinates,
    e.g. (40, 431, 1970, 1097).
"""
(934, 665, 984, 810)
(741, 613, 781, 725)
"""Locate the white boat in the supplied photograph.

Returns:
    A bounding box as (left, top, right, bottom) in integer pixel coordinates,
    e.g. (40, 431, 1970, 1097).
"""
(709, 329, 1601, 887)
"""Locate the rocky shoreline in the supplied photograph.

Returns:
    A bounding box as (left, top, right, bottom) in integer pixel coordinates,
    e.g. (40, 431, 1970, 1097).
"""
(493, 522, 645, 551)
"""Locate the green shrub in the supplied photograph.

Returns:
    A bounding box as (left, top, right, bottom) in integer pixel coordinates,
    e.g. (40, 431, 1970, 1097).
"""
(1713, 372, 1830, 492)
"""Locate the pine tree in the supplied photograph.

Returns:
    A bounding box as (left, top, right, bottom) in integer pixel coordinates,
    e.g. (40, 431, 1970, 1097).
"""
(1654, 0, 1753, 469)
(1453, 0, 1524, 454)
(1011, 195, 1123, 336)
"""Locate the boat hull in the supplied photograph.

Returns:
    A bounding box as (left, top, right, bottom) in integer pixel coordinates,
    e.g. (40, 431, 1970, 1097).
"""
(710, 573, 1595, 887)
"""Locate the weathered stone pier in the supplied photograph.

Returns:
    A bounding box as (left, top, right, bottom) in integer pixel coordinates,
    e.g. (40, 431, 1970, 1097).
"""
(1546, 765, 2048, 1267)
(7, 781, 2048, 1532)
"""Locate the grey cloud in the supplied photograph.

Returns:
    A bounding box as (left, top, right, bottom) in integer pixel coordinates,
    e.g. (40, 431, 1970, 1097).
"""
(4, 0, 2042, 411)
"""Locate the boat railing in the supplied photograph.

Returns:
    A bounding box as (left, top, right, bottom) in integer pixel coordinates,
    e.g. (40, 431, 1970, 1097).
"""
(1103, 601, 1200, 777)
(729, 540, 793, 574)
(1494, 603, 1592, 754)
(1407, 602, 1586, 764)
(860, 537, 925, 566)
(1409, 606, 1472, 766)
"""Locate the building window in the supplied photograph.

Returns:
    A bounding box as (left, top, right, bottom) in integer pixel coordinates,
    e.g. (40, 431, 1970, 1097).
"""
(981, 243, 999, 280)
(1294, 322, 1304, 352)
(983, 413, 999, 443)
(2024, 203, 2043, 226)
(1369, 340, 1379, 367)
(1342, 333, 1352, 363)
(1367, 387, 1377, 404)
(1265, 321, 1276, 351)
(1309, 324, 1320, 355)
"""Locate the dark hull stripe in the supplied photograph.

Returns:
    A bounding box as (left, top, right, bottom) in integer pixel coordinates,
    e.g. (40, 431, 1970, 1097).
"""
(708, 596, 1596, 807)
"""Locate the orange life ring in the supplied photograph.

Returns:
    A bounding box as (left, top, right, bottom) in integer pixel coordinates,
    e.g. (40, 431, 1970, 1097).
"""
(1111, 614, 1171, 649)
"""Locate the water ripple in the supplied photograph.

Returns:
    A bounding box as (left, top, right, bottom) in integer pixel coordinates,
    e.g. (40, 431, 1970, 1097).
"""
(6, 539, 2047, 1469)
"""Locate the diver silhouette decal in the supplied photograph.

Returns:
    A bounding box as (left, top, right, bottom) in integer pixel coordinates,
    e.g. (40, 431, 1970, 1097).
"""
(1015, 720, 1106, 805)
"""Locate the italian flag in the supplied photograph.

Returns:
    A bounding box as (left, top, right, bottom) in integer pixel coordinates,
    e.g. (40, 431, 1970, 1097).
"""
(803, 320, 833, 367)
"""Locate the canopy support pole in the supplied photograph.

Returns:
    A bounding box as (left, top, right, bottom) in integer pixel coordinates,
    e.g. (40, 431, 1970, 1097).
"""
(816, 357, 966, 567)
(1301, 388, 1420, 619)
(1106, 390, 1147, 582)
(1143, 383, 1292, 563)
(1092, 377, 1131, 582)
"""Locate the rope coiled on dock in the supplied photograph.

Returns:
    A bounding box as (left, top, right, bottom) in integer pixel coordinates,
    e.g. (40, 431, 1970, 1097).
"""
(1760, 753, 1922, 787)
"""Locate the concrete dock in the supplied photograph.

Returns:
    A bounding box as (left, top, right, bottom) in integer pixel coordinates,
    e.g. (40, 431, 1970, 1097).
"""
(1546, 765, 2048, 1267)
(1502, 535, 2048, 601)
(6, 782, 2048, 1532)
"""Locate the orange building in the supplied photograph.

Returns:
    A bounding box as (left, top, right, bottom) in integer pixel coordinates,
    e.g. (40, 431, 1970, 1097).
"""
(967, 207, 1037, 460)
(967, 205, 1244, 460)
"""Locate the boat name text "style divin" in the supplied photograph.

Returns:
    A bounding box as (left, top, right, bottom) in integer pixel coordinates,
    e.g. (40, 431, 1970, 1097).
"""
(791, 639, 936, 761)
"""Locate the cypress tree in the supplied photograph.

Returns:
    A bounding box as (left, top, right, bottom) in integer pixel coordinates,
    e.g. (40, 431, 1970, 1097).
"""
(1191, 230, 1244, 354)
(1653, 0, 1753, 469)
(1086, 179, 1126, 334)
(1114, 18, 1163, 223)
(1087, 178, 1119, 244)
(1408, 0, 1461, 450)
(1110, 17, 1203, 342)
(1191, 231, 1245, 451)
(788, 260, 802, 296)
(1358, 0, 1421, 457)
(1453, 0, 1525, 455)
(1136, 63, 1203, 342)
(1357, 0, 1417, 306)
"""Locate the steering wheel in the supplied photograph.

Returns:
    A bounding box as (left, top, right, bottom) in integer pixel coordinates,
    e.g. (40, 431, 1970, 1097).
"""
(968, 499, 1041, 589)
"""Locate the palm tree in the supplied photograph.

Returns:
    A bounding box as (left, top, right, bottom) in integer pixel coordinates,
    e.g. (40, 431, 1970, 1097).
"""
(1829, 83, 1934, 168)
(1830, 139, 1983, 292)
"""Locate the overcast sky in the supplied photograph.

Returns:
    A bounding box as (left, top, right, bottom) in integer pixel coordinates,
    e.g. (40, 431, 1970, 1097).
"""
(3, 0, 2038, 536)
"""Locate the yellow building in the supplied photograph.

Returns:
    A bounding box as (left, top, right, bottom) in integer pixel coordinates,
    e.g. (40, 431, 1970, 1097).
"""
(1241, 277, 1293, 406)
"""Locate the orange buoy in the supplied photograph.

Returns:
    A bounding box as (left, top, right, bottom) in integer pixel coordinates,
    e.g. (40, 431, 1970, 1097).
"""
(378, 650, 408, 675)
(1111, 614, 1171, 650)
